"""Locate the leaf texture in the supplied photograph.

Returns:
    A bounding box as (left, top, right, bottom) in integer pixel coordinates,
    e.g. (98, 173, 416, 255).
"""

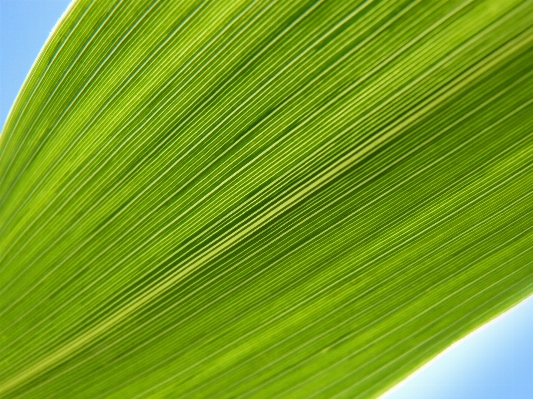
(0, 0, 532, 397)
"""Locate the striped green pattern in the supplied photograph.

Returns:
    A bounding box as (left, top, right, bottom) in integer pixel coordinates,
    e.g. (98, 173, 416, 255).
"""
(1, 0, 532, 397)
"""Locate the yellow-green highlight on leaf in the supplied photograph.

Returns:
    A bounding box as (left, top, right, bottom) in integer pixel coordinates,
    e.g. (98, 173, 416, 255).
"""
(0, 0, 532, 397)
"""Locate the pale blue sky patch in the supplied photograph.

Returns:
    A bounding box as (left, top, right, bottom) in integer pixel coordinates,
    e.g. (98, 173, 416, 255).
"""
(384, 296, 533, 399)
(0, 0, 71, 128)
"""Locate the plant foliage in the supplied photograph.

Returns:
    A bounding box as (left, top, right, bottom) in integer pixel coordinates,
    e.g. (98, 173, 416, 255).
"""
(0, 0, 532, 397)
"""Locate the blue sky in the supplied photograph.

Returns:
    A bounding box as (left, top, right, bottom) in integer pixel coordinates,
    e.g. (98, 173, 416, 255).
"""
(385, 297, 533, 399)
(0, 0, 70, 126)
(0, 1, 532, 398)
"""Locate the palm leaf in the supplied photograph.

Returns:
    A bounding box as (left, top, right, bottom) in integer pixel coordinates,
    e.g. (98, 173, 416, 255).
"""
(0, 0, 532, 397)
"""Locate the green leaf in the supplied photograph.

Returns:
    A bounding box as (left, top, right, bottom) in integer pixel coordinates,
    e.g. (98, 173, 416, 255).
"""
(0, 0, 532, 397)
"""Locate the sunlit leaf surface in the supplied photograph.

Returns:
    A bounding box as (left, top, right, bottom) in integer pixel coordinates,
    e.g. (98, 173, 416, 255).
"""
(0, 0, 532, 397)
